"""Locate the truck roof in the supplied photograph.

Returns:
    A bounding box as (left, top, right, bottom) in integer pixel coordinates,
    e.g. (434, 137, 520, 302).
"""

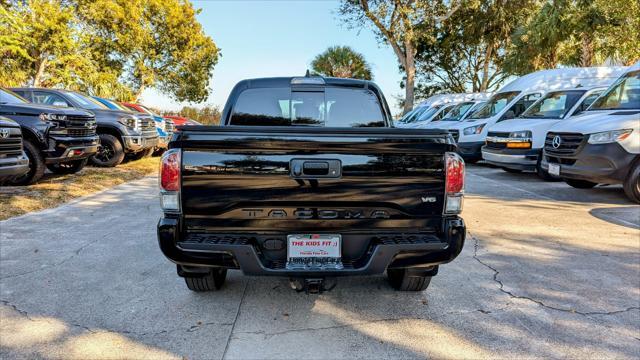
(235, 76, 373, 89)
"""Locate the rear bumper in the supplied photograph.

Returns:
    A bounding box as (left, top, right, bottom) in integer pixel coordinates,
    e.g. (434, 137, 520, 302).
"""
(482, 147, 540, 171)
(157, 217, 466, 276)
(542, 142, 637, 184)
(0, 152, 29, 179)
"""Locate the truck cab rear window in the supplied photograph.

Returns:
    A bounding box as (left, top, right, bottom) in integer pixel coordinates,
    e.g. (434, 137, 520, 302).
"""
(230, 87, 385, 127)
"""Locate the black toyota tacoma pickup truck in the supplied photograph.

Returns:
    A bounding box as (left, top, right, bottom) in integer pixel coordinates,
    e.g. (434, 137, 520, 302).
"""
(158, 77, 466, 293)
(12, 88, 158, 167)
(0, 88, 99, 184)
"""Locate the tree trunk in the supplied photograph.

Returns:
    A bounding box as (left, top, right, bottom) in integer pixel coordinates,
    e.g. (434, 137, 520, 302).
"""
(133, 84, 145, 102)
(33, 56, 48, 87)
(580, 32, 594, 67)
(403, 44, 416, 114)
(480, 44, 493, 91)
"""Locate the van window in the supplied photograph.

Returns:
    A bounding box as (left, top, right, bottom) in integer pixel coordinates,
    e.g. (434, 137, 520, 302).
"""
(441, 102, 474, 121)
(414, 105, 442, 122)
(522, 90, 586, 119)
(467, 91, 520, 120)
(590, 70, 640, 110)
(432, 104, 455, 122)
(572, 91, 603, 116)
(230, 87, 385, 127)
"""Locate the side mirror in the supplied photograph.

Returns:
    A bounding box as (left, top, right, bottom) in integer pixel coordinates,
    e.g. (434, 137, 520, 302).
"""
(52, 101, 68, 107)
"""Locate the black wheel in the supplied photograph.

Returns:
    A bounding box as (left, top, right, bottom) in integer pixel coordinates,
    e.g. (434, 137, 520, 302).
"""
(536, 159, 559, 181)
(387, 268, 432, 291)
(9, 140, 45, 185)
(91, 134, 124, 167)
(565, 178, 597, 189)
(623, 161, 640, 204)
(46, 158, 88, 174)
(465, 158, 480, 164)
(503, 167, 522, 173)
(184, 268, 227, 292)
(128, 148, 153, 161)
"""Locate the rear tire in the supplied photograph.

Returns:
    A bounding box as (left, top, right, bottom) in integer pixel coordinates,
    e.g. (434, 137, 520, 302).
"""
(387, 268, 432, 292)
(184, 268, 227, 292)
(46, 158, 88, 174)
(91, 134, 124, 167)
(623, 161, 640, 204)
(565, 178, 598, 189)
(9, 140, 45, 185)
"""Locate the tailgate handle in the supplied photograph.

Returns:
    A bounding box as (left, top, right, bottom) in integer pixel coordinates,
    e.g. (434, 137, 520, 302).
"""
(303, 161, 329, 175)
(290, 159, 341, 178)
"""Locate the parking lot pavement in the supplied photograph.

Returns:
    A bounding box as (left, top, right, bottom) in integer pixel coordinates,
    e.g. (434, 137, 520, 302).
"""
(1, 165, 638, 359)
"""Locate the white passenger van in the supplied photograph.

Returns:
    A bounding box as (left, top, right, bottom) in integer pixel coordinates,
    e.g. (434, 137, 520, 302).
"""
(404, 93, 491, 129)
(540, 61, 640, 203)
(481, 66, 626, 178)
(422, 100, 487, 129)
(395, 93, 488, 128)
(447, 68, 626, 162)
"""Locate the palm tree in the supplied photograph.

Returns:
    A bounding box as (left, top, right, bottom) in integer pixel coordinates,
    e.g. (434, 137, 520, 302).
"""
(311, 46, 373, 80)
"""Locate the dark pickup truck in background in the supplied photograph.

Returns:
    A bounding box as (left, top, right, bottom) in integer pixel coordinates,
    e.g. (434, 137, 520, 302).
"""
(158, 77, 466, 293)
(11, 88, 158, 167)
(0, 89, 99, 184)
(0, 116, 29, 183)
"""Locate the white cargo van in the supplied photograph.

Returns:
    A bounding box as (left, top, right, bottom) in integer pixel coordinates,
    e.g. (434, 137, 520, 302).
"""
(406, 93, 491, 129)
(422, 100, 487, 130)
(481, 66, 626, 178)
(395, 93, 489, 128)
(448, 68, 626, 162)
(541, 61, 640, 203)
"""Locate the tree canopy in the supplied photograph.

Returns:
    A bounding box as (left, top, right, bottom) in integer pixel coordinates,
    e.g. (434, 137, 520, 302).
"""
(0, 0, 220, 102)
(311, 46, 373, 80)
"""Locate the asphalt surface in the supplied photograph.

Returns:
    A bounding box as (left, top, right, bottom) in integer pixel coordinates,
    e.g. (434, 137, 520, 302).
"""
(1, 164, 639, 359)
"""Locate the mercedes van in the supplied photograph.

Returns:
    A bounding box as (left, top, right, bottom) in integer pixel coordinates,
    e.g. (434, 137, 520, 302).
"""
(481, 67, 626, 178)
(541, 62, 640, 203)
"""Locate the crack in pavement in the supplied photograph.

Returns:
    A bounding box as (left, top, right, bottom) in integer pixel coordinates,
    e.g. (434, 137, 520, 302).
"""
(0, 299, 231, 336)
(0, 230, 117, 280)
(470, 230, 640, 317)
(221, 279, 249, 360)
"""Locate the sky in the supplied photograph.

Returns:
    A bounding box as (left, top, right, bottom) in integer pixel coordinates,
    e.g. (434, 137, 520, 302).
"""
(140, 0, 404, 114)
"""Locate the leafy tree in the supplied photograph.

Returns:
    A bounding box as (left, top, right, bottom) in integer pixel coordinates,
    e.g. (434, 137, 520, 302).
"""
(0, 0, 85, 87)
(411, 0, 534, 99)
(75, 0, 220, 102)
(311, 46, 373, 80)
(504, 0, 640, 74)
(338, 0, 458, 114)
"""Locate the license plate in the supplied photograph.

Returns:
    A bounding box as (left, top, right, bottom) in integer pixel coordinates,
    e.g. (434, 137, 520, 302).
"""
(548, 163, 560, 176)
(286, 234, 342, 270)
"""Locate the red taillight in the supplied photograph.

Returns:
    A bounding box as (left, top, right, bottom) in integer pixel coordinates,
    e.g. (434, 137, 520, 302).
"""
(160, 149, 180, 191)
(445, 152, 465, 193)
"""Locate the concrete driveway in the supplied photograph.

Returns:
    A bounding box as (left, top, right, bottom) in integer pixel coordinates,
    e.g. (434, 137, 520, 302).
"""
(1, 164, 639, 359)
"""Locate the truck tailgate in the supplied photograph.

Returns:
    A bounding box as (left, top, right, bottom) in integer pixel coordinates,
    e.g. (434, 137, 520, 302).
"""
(174, 126, 455, 233)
